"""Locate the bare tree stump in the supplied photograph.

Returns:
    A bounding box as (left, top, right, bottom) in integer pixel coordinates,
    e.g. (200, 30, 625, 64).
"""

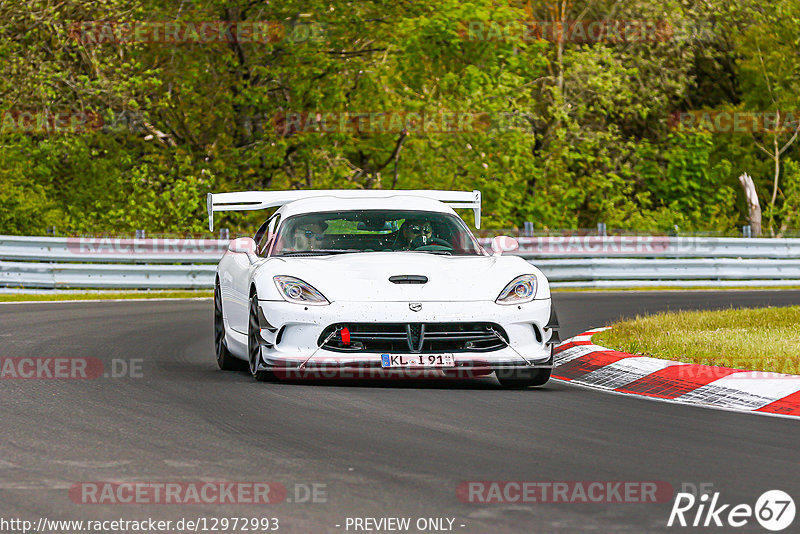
(738, 173, 762, 237)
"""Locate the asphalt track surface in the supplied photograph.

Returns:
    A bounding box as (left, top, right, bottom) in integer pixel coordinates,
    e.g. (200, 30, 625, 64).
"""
(2, 291, 799, 533)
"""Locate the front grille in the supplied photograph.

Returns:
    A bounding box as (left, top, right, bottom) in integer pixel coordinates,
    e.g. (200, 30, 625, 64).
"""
(318, 323, 508, 353)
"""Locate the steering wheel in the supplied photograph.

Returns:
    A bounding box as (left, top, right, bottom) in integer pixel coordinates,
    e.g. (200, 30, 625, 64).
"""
(411, 236, 453, 250)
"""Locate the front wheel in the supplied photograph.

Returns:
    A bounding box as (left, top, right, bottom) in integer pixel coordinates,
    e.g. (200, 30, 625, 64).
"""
(215, 284, 243, 370)
(248, 295, 274, 382)
(496, 367, 551, 388)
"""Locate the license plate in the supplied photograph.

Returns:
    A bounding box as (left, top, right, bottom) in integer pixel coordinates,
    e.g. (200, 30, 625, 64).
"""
(381, 354, 456, 368)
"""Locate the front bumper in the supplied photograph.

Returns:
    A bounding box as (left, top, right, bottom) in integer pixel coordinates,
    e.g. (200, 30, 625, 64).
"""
(255, 299, 556, 372)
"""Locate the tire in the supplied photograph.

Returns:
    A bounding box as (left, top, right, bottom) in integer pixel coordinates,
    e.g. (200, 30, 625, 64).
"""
(496, 367, 551, 388)
(248, 294, 274, 382)
(214, 283, 243, 371)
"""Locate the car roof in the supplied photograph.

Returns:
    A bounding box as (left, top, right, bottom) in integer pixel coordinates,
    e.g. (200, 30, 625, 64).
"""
(276, 195, 459, 220)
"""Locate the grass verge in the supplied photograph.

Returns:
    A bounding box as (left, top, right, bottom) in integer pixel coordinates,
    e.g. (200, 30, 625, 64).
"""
(0, 290, 212, 302)
(593, 306, 800, 375)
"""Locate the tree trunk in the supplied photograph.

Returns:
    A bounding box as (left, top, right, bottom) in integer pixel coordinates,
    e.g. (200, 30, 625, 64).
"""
(769, 134, 780, 236)
(738, 173, 762, 237)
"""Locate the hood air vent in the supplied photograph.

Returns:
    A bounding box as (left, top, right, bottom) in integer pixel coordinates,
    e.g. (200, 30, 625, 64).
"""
(389, 275, 428, 284)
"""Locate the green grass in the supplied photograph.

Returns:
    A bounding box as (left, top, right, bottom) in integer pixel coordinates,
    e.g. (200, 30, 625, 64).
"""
(0, 290, 212, 302)
(593, 306, 800, 374)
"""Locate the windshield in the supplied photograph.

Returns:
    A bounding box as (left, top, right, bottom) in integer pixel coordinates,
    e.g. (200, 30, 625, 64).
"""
(271, 210, 486, 256)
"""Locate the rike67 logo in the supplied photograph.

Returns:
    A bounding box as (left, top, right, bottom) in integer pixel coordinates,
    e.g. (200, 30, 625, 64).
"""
(668, 489, 795, 531)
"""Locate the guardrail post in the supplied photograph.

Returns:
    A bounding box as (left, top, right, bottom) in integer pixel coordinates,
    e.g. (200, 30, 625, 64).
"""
(135, 229, 145, 239)
(220, 228, 230, 240)
(743, 225, 752, 238)
(523, 222, 534, 237)
(597, 222, 606, 237)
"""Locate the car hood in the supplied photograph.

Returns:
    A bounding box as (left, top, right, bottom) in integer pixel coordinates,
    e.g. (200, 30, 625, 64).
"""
(264, 252, 546, 302)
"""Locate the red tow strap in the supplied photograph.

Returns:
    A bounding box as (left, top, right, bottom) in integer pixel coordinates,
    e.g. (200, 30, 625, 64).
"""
(340, 327, 351, 345)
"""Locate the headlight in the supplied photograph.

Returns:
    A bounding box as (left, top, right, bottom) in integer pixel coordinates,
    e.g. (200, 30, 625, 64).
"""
(274, 276, 329, 305)
(496, 275, 537, 304)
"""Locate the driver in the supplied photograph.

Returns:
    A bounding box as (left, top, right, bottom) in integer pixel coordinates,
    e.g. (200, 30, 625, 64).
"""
(291, 221, 327, 251)
(394, 218, 434, 250)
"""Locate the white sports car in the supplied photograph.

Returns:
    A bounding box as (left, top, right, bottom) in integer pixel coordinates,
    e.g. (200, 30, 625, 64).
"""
(208, 189, 559, 388)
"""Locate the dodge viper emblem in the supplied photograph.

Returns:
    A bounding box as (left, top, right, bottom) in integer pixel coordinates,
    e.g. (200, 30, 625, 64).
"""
(409, 302, 422, 312)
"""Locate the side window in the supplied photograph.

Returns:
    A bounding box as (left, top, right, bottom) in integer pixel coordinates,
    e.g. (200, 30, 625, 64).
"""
(254, 220, 270, 257)
(261, 214, 281, 256)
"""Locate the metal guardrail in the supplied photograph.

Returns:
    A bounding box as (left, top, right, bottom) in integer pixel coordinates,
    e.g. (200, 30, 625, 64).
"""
(532, 258, 800, 287)
(510, 236, 800, 258)
(0, 261, 216, 289)
(0, 235, 227, 263)
(1, 235, 800, 289)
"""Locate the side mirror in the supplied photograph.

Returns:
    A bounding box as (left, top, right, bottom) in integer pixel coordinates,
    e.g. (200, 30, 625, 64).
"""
(491, 236, 519, 256)
(228, 237, 257, 255)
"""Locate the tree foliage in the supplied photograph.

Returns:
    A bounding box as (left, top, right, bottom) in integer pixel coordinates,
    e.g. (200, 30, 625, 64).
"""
(0, 0, 796, 235)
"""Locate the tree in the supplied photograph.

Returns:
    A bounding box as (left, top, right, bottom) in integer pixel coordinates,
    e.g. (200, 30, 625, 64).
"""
(735, 0, 800, 235)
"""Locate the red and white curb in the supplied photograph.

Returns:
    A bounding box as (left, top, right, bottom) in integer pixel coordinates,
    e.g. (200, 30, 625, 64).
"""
(553, 328, 800, 418)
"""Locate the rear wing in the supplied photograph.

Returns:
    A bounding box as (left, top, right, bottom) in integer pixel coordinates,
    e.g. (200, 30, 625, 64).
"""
(206, 189, 482, 231)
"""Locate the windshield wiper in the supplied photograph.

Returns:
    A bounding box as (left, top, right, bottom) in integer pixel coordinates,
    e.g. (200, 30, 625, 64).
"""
(415, 250, 452, 255)
(281, 249, 360, 256)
